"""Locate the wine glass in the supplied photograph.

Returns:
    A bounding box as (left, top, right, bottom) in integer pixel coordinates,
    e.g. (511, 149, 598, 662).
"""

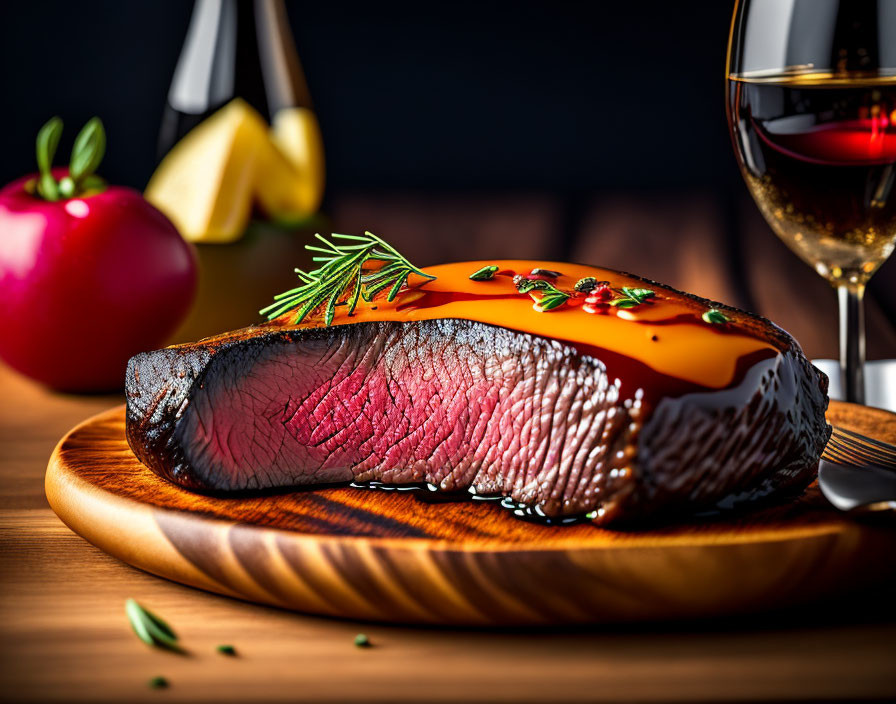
(727, 0, 896, 404)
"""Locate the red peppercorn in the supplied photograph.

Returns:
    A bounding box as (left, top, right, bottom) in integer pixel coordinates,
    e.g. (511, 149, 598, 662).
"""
(592, 285, 612, 301)
(583, 303, 608, 315)
(584, 292, 611, 305)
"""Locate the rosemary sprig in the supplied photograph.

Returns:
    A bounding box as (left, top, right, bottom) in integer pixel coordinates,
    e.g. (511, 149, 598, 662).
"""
(125, 599, 182, 653)
(259, 231, 435, 326)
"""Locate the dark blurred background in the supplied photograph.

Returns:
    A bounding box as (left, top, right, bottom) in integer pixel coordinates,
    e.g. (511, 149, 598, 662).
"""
(1, 0, 894, 358)
(0, 1, 735, 193)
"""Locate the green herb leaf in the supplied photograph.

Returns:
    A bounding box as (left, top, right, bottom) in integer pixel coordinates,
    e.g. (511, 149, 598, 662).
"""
(514, 279, 537, 293)
(216, 644, 237, 656)
(702, 309, 730, 324)
(610, 286, 655, 308)
(516, 276, 571, 312)
(621, 287, 655, 303)
(514, 277, 553, 293)
(469, 265, 499, 281)
(534, 291, 569, 311)
(354, 633, 371, 648)
(260, 232, 435, 324)
(574, 277, 598, 293)
(125, 599, 182, 652)
(69, 117, 106, 184)
(148, 676, 169, 690)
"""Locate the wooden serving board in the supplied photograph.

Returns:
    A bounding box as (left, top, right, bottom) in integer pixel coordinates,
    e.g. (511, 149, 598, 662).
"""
(45, 402, 896, 626)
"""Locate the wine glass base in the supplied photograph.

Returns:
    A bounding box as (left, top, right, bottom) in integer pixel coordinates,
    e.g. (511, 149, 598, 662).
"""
(811, 359, 896, 412)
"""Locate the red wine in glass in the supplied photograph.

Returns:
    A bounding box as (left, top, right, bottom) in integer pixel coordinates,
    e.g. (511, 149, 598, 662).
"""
(729, 72, 896, 285)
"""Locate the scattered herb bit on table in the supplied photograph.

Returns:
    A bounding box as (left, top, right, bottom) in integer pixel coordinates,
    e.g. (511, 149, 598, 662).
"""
(354, 633, 372, 648)
(148, 676, 169, 690)
(125, 599, 182, 653)
(216, 644, 237, 656)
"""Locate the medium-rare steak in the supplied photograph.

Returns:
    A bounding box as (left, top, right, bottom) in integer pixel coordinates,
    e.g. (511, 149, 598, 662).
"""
(125, 254, 830, 525)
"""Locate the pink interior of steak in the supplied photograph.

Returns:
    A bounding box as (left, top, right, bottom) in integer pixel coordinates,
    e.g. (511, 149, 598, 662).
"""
(170, 321, 640, 517)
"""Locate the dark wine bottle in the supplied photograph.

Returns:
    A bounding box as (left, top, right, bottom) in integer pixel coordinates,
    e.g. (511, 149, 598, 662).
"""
(159, 0, 313, 158)
(149, 0, 325, 241)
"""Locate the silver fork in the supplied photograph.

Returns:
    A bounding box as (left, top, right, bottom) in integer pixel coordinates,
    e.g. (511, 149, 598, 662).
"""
(818, 426, 896, 515)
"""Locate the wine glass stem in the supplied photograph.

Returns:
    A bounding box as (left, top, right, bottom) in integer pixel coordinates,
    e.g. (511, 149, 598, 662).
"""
(837, 283, 866, 405)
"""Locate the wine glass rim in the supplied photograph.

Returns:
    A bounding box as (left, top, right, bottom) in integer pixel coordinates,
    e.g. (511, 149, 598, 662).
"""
(729, 67, 896, 83)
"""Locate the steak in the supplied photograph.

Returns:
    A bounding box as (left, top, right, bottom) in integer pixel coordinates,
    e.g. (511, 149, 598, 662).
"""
(125, 262, 830, 525)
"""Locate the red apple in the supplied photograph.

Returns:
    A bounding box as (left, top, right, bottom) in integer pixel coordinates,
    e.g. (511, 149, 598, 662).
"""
(0, 117, 196, 391)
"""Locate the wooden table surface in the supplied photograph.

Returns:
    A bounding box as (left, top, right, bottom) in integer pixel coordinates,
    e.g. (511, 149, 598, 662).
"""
(2, 197, 896, 703)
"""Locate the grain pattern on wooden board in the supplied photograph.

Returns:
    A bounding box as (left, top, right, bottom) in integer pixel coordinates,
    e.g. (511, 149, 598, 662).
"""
(45, 402, 896, 626)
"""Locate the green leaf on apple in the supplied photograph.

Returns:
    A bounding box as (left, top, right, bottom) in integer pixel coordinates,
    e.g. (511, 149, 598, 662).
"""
(35, 116, 63, 201)
(69, 117, 106, 183)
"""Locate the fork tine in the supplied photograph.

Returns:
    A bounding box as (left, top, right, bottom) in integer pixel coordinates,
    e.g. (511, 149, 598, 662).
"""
(830, 430, 890, 460)
(825, 437, 861, 463)
(822, 436, 858, 462)
(834, 427, 896, 459)
(825, 435, 877, 467)
(832, 437, 896, 470)
(822, 441, 858, 466)
(825, 435, 896, 473)
(830, 428, 896, 470)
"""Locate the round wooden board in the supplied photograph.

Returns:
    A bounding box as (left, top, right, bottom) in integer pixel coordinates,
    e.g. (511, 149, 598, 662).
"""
(46, 402, 896, 626)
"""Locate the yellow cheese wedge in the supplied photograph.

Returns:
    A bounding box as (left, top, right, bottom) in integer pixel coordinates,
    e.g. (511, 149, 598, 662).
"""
(267, 107, 326, 219)
(145, 99, 325, 243)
